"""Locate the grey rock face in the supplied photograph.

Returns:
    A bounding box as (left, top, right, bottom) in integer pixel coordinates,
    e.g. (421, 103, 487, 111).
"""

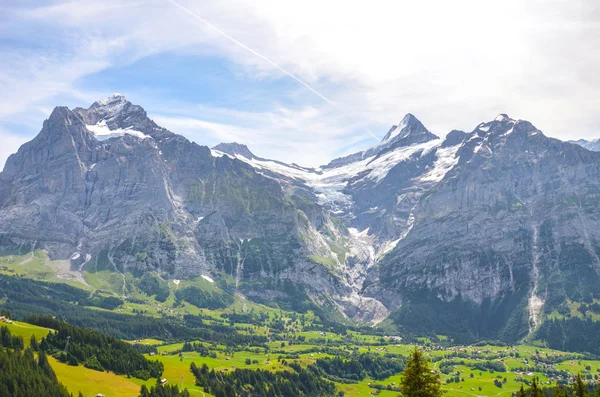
(0, 96, 346, 303)
(212, 142, 257, 160)
(4, 98, 600, 338)
(370, 116, 600, 339)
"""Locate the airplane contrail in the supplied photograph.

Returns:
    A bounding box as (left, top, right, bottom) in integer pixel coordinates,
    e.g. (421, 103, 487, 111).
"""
(163, 0, 333, 104)
(367, 131, 380, 142)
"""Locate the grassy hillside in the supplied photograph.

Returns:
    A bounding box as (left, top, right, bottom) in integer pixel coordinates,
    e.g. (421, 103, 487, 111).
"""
(2, 250, 600, 397)
(49, 356, 147, 397)
(3, 312, 599, 397)
(2, 320, 52, 345)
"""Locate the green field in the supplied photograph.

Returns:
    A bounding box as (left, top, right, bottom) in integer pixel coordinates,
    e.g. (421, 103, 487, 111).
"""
(49, 357, 145, 397)
(2, 320, 52, 345)
(5, 314, 600, 397)
(2, 249, 600, 397)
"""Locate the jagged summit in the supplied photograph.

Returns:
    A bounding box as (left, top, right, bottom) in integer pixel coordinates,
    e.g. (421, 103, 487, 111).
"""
(78, 93, 140, 123)
(71, 94, 171, 141)
(212, 142, 256, 159)
(381, 113, 427, 143)
(324, 113, 438, 169)
(377, 113, 438, 150)
(472, 113, 520, 137)
(94, 93, 127, 106)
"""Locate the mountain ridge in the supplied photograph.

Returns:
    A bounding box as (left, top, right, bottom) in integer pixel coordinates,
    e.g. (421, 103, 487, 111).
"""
(3, 94, 600, 340)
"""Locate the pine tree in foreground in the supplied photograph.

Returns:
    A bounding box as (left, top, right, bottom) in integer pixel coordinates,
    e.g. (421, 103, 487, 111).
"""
(529, 378, 543, 397)
(554, 383, 566, 397)
(399, 347, 444, 397)
(573, 374, 587, 397)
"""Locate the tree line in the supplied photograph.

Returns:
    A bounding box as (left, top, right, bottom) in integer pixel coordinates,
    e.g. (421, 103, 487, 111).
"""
(540, 318, 600, 355)
(516, 374, 600, 397)
(190, 362, 339, 397)
(30, 316, 164, 380)
(0, 326, 73, 397)
(314, 352, 405, 382)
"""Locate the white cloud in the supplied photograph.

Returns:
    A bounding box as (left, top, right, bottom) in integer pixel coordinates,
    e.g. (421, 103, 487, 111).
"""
(0, 0, 598, 166)
(153, 104, 374, 166)
(158, 0, 600, 140)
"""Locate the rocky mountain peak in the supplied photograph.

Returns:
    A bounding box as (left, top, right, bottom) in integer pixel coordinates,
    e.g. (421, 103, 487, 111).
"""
(72, 94, 171, 141)
(324, 114, 439, 169)
(212, 142, 256, 159)
(5, 95, 600, 340)
(381, 113, 432, 143)
(472, 114, 519, 138)
(441, 129, 468, 147)
(78, 94, 142, 125)
(39, 106, 89, 143)
(93, 93, 128, 107)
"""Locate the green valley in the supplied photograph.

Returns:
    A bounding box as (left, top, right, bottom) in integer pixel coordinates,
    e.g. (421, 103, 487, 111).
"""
(2, 254, 600, 397)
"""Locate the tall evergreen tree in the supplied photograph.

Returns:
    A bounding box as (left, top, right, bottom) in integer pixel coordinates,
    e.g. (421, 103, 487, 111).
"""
(30, 334, 39, 351)
(516, 384, 527, 397)
(554, 384, 566, 397)
(399, 347, 444, 397)
(574, 374, 587, 397)
(529, 378, 543, 397)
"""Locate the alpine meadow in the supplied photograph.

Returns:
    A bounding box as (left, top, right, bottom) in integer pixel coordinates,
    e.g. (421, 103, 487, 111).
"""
(1, 1, 600, 396)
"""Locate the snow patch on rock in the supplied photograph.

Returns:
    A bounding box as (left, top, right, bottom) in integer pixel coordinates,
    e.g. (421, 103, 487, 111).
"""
(87, 120, 149, 141)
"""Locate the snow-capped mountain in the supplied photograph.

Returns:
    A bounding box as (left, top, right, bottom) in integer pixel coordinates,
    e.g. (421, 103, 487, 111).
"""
(3, 94, 600, 340)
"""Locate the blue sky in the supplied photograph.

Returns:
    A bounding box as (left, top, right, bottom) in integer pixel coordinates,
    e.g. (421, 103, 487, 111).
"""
(1, 0, 599, 169)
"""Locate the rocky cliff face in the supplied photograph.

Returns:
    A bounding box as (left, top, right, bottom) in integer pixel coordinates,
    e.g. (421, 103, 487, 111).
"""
(3, 96, 600, 340)
(369, 116, 600, 339)
(0, 95, 349, 311)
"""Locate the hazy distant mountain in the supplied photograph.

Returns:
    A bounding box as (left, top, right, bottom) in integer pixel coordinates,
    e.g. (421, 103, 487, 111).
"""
(3, 96, 600, 340)
(568, 138, 600, 152)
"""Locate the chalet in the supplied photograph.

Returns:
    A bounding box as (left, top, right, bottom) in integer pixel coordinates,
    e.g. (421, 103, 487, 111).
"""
(160, 378, 168, 385)
(95, 394, 105, 397)
(0, 316, 13, 324)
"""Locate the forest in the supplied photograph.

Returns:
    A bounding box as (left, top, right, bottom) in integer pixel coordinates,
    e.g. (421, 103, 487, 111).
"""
(313, 353, 406, 382)
(0, 327, 71, 397)
(540, 318, 600, 355)
(190, 362, 339, 397)
(30, 316, 164, 380)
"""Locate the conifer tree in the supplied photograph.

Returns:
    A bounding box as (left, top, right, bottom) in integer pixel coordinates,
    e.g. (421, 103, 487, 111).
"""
(554, 383, 566, 397)
(399, 347, 444, 397)
(529, 378, 543, 397)
(574, 374, 587, 397)
(30, 334, 39, 351)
